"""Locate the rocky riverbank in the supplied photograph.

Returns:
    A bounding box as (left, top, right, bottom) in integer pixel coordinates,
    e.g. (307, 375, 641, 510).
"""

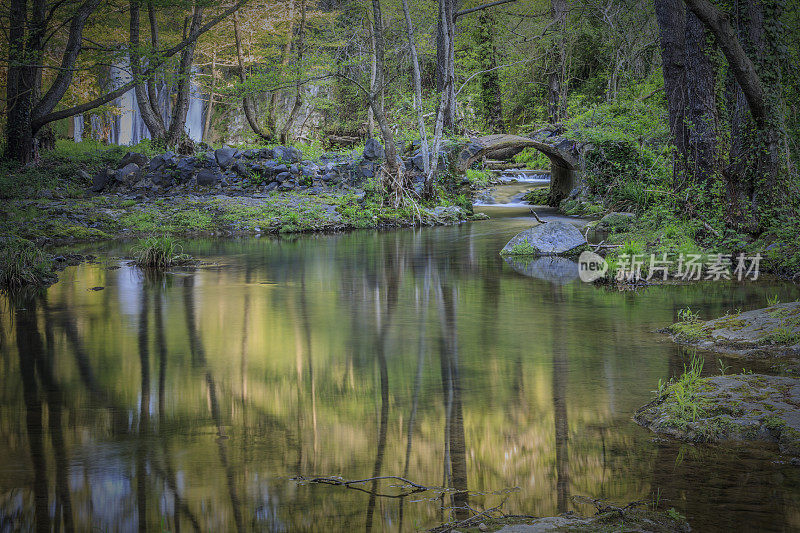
(665, 302, 800, 358)
(635, 374, 800, 456)
(0, 139, 480, 246)
(88, 139, 447, 197)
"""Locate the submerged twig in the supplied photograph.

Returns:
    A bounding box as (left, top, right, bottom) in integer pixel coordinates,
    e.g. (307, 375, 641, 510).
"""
(294, 475, 431, 498)
(529, 209, 546, 224)
(428, 498, 509, 533)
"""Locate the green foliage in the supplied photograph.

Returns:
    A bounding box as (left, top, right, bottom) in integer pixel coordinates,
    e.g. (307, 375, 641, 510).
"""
(513, 148, 551, 170)
(132, 235, 190, 269)
(656, 353, 708, 425)
(505, 240, 537, 255)
(668, 308, 706, 341)
(464, 168, 491, 186)
(0, 237, 53, 289)
(522, 188, 549, 205)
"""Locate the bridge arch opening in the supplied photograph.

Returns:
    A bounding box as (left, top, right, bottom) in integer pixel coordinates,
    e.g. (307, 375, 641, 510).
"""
(456, 134, 579, 206)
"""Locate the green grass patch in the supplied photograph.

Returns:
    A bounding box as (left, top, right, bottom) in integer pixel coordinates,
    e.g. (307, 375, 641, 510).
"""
(0, 237, 54, 289)
(132, 235, 191, 269)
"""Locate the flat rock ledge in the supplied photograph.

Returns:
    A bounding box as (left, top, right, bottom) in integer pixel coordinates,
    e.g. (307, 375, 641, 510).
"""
(483, 508, 689, 532)
(635, 374, 800, 455)
(665, 302, 800, 358)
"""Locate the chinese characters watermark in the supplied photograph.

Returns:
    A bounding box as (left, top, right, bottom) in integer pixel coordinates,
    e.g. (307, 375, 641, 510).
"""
(612, 252, 761, 282)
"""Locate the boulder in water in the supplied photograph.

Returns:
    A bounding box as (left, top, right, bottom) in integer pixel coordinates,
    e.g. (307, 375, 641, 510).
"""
(500, 220, 586, 256)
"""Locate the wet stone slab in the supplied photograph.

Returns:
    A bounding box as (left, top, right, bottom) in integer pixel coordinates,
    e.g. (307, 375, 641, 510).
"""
(635, 374, 800, 455)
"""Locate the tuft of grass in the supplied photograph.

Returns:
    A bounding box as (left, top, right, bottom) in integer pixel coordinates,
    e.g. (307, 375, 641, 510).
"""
(767, 294, 781, 306)
(503, 240, 538, 255)
(132, 235, 191, 269)
(668, 307, 707, 341)
(0, 237, 54, 289)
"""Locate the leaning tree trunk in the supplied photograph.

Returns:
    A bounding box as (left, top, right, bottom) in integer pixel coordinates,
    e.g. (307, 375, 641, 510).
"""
(683, 0, 785, 231)
(654, 0, 688, 181)
(368, 0, 400, 184)
(166, 7, 203, 147)
(280, 0, 306, 143)
(131, 0, 167, 142)
(268, 0, 296, 137)
(401, 0, 431, 176)
(233, 12, 272, 141)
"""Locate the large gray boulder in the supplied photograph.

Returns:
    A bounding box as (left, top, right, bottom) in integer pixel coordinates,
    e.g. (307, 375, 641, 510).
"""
(363, 138, 385, 161)
(215, 147, 239, 169)
(273, 145, 302, 164)
(114, 162, 141, 184)
(120, 152, 148, 169)
(196, 168, 222, 186)
(91, 169, 113, 192)
(500, 221, 586, 256)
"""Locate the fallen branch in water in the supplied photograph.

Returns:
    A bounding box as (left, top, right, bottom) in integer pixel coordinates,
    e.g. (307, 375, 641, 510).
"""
(529, 209, 546, 223)
(429, 498, 509, 533)
(293, 475, 431, 498)
(572, 495, 647, 515)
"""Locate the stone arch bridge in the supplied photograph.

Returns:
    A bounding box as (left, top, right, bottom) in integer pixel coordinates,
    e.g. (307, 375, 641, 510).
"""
(455, 128, 584, 206)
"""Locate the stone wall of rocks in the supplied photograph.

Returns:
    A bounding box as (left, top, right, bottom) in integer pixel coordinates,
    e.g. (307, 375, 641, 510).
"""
(90, 138, 446, 196)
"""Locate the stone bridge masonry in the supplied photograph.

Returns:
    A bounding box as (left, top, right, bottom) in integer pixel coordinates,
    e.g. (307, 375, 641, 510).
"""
(455, 127, 586, 206)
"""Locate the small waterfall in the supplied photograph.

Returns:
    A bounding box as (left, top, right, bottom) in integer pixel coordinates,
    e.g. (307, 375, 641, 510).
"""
(184, 67, 205, 142)
(77, 61, 205, 145)
(108, 62, 150, 145)
(73, 116, 84, 142)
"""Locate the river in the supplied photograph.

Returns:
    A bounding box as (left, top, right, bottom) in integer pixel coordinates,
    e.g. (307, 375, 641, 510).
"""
(1, 199, 799, 531)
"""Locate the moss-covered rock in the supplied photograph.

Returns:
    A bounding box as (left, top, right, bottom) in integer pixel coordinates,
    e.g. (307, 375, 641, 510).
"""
(664, 303, 800, 358)
(635, 374, 800, 455)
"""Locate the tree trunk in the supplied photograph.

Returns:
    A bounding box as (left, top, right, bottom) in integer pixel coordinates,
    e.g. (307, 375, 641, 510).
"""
(401, 0, 431, 176)
(654, 0, 688, 180)
(368, 0, 400, 184)
(166, 7, 204, 147)
(477, 10, 503, 132)
(234, 12, 272, 141)
(202, 51, 217, 143)
(268, 0, 296, 137)
(428, 0, 453, 191)
(684, 0, 784, 230)
(131, 0, 167, 142)
(436, 0, 456, 130)
(548, 0, 568, 123)
(684, 11, 717, 187)
(6, 0, 35, 163)
(280, 0, 306, 143)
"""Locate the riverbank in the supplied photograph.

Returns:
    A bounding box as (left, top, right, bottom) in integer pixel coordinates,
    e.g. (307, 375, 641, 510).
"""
(0, 189, 474, 245)
(635, 373, 800, 456)
(665, 302, 800, 358)
(0, 139, 480, 246)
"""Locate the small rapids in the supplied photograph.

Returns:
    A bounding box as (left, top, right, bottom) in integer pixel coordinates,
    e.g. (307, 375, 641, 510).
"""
(473, 170, 550, 208)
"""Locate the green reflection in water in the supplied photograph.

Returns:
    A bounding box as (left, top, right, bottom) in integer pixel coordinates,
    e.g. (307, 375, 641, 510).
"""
(1, 218, 800, 532)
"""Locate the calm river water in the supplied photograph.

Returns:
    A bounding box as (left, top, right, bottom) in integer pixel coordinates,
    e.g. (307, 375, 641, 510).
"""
(1, 212, 799, 532)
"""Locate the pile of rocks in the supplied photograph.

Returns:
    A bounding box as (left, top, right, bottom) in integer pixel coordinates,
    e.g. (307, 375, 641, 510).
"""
(89, 138, 446, 196)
